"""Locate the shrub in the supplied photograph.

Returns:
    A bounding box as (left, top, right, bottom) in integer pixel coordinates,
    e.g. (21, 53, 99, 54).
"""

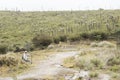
(0, 44, 8, 54)
(80, 31, 108, 40)
(14, 46, 20, 52)
(75, 59, 94, 70)
(112, 73, 118, 79)
(0, 54, 18, 66)
(89, 31, 108, 40)
(110, 65, 120, 72)
(90, 58, 102, 67)
(107, 56, 120, 66)
(14, 46, 28, 52)
(112, 30, 120, 37)
(53, 37, 60, 44)
(8, 46, 14, 51)
(75, 59, 86, 69)
(63, 56, 75, 68)
(59, 35, 67, 42)
(32, 34, 52, 49)
(80, 33, 90, 39)
(112, 73, 120, 80)
(0, 53, 29, 74)
(68, 34, 80, 42)
(89, 72, 99, 78)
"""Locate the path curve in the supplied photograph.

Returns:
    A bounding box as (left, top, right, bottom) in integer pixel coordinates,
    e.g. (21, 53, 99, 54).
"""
(17, 51, 78, 80)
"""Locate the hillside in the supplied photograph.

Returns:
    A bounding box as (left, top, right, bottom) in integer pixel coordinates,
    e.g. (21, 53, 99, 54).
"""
(0, 10, 120, 80)
(0, 10, 120, 51)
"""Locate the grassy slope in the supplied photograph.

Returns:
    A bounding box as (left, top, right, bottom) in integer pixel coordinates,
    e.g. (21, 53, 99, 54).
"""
(0, 10, 120, 79)
(0, 10, 120, 50)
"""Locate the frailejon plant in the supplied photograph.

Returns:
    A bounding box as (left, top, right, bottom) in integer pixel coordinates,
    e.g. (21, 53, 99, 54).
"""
(0, 10, 120, 51)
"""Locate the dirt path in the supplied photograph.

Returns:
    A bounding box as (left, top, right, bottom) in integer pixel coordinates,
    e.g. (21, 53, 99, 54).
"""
(0, 46, 111, 80)
(17, 51, 78, 80)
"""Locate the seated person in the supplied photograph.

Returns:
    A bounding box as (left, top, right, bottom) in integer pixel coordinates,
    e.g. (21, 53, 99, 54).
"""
(22, 51, 31, 62)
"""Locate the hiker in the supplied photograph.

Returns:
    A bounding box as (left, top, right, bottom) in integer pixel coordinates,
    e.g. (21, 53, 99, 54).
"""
(22, 51, 31, 62)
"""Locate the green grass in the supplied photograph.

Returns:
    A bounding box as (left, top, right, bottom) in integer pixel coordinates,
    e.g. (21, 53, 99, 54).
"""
(0, 10, 120, 79)
(0, 10, 120, 51)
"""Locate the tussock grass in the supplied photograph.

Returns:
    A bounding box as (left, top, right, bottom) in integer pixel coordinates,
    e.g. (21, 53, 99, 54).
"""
(0, 53, 19, 67)
(63, 56, 75, 68)
(89, 72, 99, 78)
(0, 53, 29, 76)
(107, 56, 120, 66)
(63, 43, 120, 80)
(90, 41, 116, 48)
(110, 65, 120, 72)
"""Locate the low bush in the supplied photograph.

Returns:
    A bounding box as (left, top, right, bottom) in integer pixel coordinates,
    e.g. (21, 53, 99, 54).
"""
(68, 34, 80, 42)
(75, 59, 86, 69)
(89, 31, 108, 40)
(53, 37, 60, 44)
(0, 53, 29, 75)
(89, 72, 99, 78)
(14, 46, 27, 53)
(90, 58, 102, 67)
(0, 53, 18, 66)
(110, 65, 120, 72)
(80, 31, 108, 40)
(63, 56, 75, 68)
(32, 34, 52, 49)
(107, 56, 120, 66)
(59, 35, 67, 42)
(14, 46, 20, 52)
(0, 44, 8, 54)
(80, 32, 90, 39)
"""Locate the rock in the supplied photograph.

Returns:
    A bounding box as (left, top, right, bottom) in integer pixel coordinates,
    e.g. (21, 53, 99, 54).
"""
(54, 64, 62, 67)
(98, 74, 110, 80)
(90, 41, 116, 48)
(71, 70, 89, 80)
(74, 54, 79, 60)
(47, 44, 55, 49)
(98, 41, 115, 48)
(90, 42, 98, 47)
(65, 75, 73, 80)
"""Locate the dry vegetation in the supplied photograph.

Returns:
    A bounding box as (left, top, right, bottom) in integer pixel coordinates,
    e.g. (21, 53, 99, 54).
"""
(0, 10, 120, 79)
(0, 52, 30, 76)
(0, 49, 58, 77)
(63, 41, 120, 80)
